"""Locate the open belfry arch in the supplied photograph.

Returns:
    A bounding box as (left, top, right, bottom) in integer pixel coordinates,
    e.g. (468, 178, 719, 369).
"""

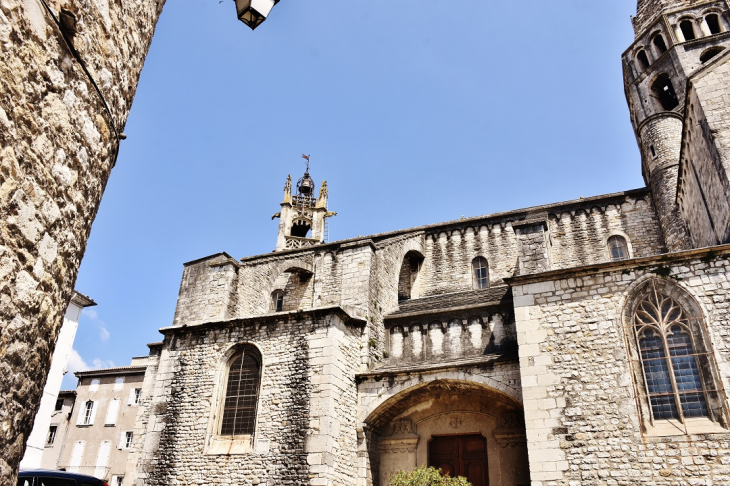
(273, 157, 337, 251)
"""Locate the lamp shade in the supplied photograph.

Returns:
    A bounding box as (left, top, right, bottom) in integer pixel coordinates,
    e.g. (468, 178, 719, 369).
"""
(235, 0, 278, 30)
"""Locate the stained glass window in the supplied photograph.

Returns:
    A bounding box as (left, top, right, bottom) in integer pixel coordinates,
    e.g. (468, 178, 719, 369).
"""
(634, 284, 709, 421)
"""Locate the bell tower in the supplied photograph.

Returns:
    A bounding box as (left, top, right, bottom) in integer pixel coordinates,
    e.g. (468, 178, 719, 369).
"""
(273, 159, 336, 251)
(623, 0, 730, 251)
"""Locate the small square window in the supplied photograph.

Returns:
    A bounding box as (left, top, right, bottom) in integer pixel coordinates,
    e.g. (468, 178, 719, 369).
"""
(54, 399, 64, 411)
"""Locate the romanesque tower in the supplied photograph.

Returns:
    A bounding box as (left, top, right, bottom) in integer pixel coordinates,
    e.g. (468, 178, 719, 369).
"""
(273, 163, 335, 250)
(623, 0, 730, 250)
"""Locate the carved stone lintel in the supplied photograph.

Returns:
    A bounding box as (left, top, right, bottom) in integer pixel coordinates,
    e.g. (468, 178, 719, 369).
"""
(379, 437, 419, 454)
(493, 411, 527, 448)
(388, 419, 415, 437)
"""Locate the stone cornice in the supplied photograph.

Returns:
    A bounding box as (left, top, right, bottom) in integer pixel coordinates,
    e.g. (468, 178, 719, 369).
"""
(159, 305, 367, 336)
(505, 244, 730, 286)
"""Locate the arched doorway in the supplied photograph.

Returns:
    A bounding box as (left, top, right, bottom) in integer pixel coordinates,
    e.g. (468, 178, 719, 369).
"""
(363, 379, 529, 486)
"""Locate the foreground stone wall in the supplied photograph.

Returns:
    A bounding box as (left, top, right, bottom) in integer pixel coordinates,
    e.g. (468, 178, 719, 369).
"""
(511, 247, 730, 485)
(0, 0, 163, 481)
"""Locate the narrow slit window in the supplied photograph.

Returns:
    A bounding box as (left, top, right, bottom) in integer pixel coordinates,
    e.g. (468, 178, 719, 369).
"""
(607, 235, 629, 261)
(650, 145, 657, 157)
(220, 349, 262, 436)
(472, 257, 489, 289)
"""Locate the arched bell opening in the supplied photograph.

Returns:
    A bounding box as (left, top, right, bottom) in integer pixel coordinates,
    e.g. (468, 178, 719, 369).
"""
(362, 379, 529, 486)
(398, 250, 425, 302)
(290, 217, 312, 238)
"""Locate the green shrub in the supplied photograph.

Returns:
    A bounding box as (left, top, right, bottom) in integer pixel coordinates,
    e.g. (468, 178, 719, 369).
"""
(389, 466, 472, 486)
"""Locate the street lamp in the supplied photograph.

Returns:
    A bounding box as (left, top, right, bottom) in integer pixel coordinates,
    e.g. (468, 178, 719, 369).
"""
(235, 0, 280, 30)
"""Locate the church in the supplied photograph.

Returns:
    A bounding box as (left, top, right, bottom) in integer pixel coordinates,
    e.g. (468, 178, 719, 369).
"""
(122, 1, 730, 484)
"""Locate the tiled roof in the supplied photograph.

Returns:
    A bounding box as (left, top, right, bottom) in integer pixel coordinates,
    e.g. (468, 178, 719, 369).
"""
(387, 286, 511, 318)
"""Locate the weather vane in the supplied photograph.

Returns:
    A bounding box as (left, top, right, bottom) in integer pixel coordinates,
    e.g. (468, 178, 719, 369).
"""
(302, 153, 310, 172)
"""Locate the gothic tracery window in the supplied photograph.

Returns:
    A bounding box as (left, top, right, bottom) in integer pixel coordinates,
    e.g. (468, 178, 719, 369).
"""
(630, 281, 721, 425)
(220, 347, 262, 436)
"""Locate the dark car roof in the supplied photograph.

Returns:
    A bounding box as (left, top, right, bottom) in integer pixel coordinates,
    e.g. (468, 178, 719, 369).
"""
(18, 470, 106, 485)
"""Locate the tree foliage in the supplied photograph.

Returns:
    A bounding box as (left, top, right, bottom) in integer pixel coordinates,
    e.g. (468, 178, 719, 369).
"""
(389, 466, 472, 486)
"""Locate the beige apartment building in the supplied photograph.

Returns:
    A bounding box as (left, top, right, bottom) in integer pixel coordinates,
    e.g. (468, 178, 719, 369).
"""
(52, 357, 151, 486)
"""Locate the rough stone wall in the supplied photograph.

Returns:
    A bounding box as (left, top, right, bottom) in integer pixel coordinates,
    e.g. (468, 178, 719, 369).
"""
(0, 0, 163, 481)
(548, 193, 664, 267)
(421, 224, 518, 296)
(679, 53, 730, 247)
(515, 222, 550, 275)
(134, 311, 362, 486)
(172, 253, 239, 326)
(639, 115, 692, 251)
(512, 250, 730, 485)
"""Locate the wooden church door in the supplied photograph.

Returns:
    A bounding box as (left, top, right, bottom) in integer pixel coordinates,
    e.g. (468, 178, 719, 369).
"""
(428, 434, 488, 486)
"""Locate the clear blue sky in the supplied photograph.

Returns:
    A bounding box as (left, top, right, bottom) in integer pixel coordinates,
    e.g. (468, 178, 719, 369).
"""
(66, 0, 640, 387)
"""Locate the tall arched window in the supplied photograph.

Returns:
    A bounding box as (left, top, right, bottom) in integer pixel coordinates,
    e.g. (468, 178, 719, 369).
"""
(607, 235, 629, 261)
(636, 50, 650, 70)
(706, 13, 722, 34)
(472, 257, 489, 289)
(652, 34, 667, 54)
(628, 280, 725, 427)
(680, 19, 696, 41)
(220, 347, 262, 436)
(398, 251, 424, 301)
(271, 289, 284, 312)
(651, 73, 679, 111)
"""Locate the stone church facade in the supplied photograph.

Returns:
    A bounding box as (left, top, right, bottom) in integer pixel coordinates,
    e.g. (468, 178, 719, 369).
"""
(126, 2, 730, 485)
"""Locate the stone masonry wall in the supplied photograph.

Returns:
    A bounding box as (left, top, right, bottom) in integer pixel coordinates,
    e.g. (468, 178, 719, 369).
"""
(678, 86, 727, 247)
(0, 0, 163, 481)
(548, 193, 664, 267)
(512, 250, 730, 485)
(679, 54, 730, 246)
(133, 310, 363, 486)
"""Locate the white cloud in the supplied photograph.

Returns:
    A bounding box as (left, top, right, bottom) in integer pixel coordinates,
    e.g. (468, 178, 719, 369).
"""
(92, 358, 115, 369)
(98, 325, 110, 343)
(65, 348, 115, 376)
(65, 348, 89, 374)
(81, 307, 110, 343)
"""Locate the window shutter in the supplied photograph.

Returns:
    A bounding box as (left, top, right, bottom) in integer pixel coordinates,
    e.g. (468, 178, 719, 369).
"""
(88, 400, 97, 425)
(128, 389, 136, 405)
(118, 431, 126, 449)
(76, 405, 86, 426)
(69, 441, 85, 472)
(94, 441, 111, 479)
(105, 398, 120, 425)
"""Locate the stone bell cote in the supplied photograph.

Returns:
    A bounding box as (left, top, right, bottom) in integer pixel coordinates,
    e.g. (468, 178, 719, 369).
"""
(273, 164, 336, 251)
